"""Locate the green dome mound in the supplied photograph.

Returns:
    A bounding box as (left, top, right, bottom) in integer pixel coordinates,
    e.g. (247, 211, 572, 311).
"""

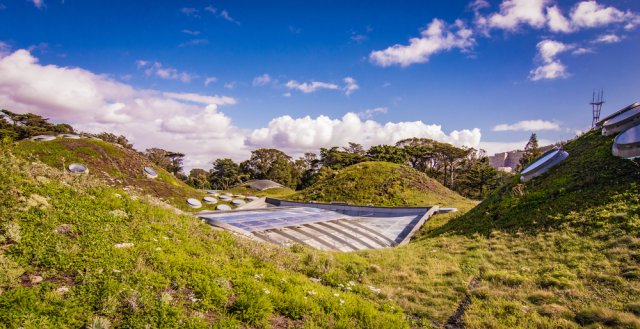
(437, 130, 640, 235)
(12, 138, 220, 211)
(289, 161, 469, 207)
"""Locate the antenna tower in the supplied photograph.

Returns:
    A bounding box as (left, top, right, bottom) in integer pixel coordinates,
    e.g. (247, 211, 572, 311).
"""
(590, 89, 604, 127)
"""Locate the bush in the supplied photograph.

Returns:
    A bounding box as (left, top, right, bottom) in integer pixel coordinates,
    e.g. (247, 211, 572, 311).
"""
(229, 279, 273, 326)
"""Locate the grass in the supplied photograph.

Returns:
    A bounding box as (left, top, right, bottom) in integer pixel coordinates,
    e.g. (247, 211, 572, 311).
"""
(222, 186, 296, 199)
(289, 161, 472, 208)
(0, 144, 408, 328)
(12, 138, 233, 212)
(2, 130, 639, 328)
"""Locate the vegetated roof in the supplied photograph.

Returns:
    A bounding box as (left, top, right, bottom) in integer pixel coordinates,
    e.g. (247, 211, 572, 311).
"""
(11, 138, 224, 211)
(290, 161, 469, 207)
(245, 179, 284, 191)
(436, 130, 640, 235)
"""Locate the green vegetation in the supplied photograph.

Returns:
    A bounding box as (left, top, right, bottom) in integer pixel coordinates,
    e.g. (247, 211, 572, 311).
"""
(11, 138, 229, 212)
(289, 161, 473, 207)
(0, 144, 407, 328)
(223, 186, 296, 199)
(2, 111, 639, 328)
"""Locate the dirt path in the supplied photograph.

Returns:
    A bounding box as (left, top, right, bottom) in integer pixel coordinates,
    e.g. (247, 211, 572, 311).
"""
(444, 270, 483, 329)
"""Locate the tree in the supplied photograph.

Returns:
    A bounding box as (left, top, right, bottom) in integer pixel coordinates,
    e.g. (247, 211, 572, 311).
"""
(518, 133, 541, 170)
(456, 157, 505, 199)
(93, 132, 133, 149)
(187, 168, 211, 190)
(296, 152, 321, 189)
(366, 145, 408, 164)
(242, 148, 298, 188)
(144, 148, 184, 176)
(319, 145, 366, 169)
(210, 158, 245, 190)
(0, 109, 74, 140)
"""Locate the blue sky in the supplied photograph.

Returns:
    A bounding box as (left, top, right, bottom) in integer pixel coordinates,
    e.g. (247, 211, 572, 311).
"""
(0, 0, 639, 167)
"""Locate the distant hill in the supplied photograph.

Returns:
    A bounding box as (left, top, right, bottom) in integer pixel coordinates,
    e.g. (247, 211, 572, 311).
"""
(437, 130, 640, 235)
(12, 137, 221, 211)
(289, 161, 472, 207)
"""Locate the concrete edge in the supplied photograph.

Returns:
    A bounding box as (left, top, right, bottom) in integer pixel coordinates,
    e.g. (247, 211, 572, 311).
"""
(396, 205, 439, 246)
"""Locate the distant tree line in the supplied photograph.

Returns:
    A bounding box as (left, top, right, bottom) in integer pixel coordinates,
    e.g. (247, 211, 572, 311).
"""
(1, 109, 527, 200)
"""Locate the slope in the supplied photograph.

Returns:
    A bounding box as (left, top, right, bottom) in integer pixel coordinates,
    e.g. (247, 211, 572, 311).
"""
(436, 129, 640, 235)
(289, 161, 472, 208)
(0, 142, 407, 328)
(12, 137, 225, 212)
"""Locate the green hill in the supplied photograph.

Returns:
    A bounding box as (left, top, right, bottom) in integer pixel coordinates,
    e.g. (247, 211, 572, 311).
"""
(0, 142, 407, 328)
(436, 129, 640, 235)
(12, 137, 225, 212)
(289, 161, 472, 207)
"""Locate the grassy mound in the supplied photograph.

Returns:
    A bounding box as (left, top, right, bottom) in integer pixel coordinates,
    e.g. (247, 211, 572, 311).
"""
(12, 138, 226, 212)
(436, 130, 640, 235)
(289, 161, 471, 207)
(223, 186, 296, 199)
(0, 144, 407, 328)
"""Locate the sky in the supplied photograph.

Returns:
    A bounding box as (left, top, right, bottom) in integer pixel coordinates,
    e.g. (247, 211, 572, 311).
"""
(1, 0, 639, 169)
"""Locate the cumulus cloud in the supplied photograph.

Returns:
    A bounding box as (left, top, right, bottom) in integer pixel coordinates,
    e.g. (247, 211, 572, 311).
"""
(529, 40, 571, 81)
(369, 19, 474, 67)
(136, 60, 194, 83)
(252, 74, 272, 86)
(546, 5, 574, 33)
(477, 0, 637, 33)
(285, 80, 339, 93)
(487, 0, 549, 30)
(247, 113, 481, 154)
(493, 119, 561, 131)
(594, 33, 622, 43)
(0, 49, 244, 169)
(570, 1, 633, 29)
(0, 49, 485, 169)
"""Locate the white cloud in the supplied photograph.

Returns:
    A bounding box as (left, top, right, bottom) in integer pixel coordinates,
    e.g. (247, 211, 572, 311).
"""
(343, 77, 359, 95)
(163, 92, 237, 106)
(0, 41, 9, 56)
(204, 5, 216, 14)
(181, 29, 201, 36)
(179, 39, 208, 47)
(570, 1, 633, 28)
(479, 0, 637, 33)
(0, 49, 244, 169)
(247, 113, 481, 154)
(285, 80, 339, 93)
(594, 33, 622, 43)
(204, 76, 217, 86)
(493, 119, 561, 131)
(369, 19, 474, 67)
(224, 81, 237, 89)
(572, 47, 593, 55)
(136, 61, 194, 83)
(30, 0, 45, 9)
(529, 40, 571, 81)
(356, 107, 388, 119)
(282, 92, 292, 97)
(487, 0, 549, 30)
(546, 6, 574, 33)
(220, 10, 239, 25)
(252, 74, 272, 86)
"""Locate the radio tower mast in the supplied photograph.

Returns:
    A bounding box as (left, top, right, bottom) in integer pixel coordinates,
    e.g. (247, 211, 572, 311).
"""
(591, 89, 604, 127)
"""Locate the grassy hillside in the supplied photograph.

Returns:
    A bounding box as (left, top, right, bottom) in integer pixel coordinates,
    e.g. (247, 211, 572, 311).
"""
(316, 130, 640, 328)
(12, 138, 229, 212)
(0, 143, 407, 328)
(436, 129, 640, 235)
(289, 161, 472, 208)
(223, 186, 296, 199)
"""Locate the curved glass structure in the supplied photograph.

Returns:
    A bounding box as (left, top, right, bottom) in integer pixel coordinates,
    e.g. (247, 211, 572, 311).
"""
(602, 104, 640, 136)
(613, 124, 640, 159)
(68, 163, 88, 173)
(520, 147, 569, 182)
(143, 166, 158, 178)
